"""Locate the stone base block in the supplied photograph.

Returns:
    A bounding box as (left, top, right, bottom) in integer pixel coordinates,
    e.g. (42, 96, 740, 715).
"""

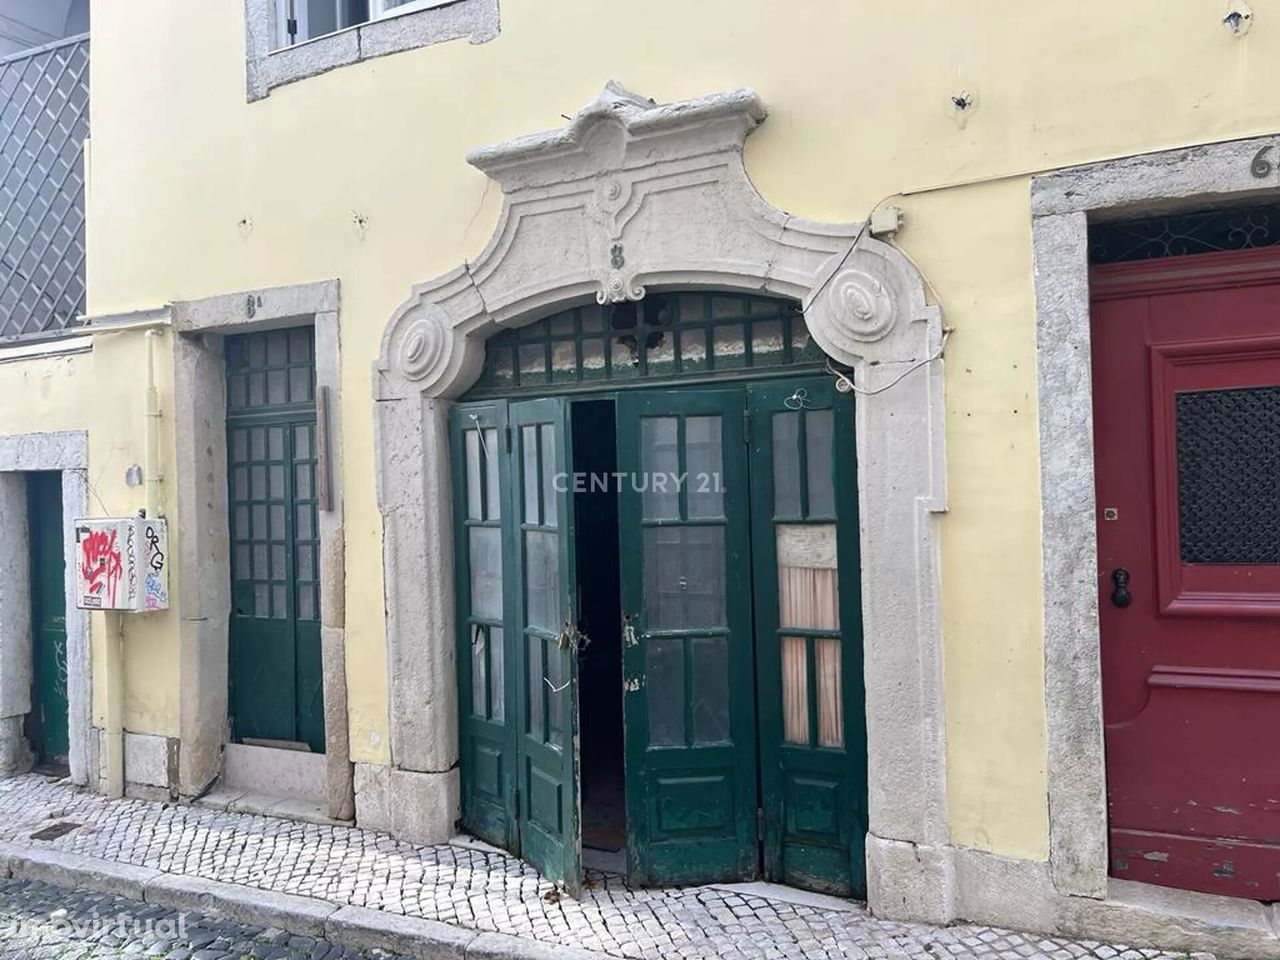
(0, 716, 33, 778)
(224, 742, 326, 803)
(354, 762, 459, 843)
(865, 834, 955, 925)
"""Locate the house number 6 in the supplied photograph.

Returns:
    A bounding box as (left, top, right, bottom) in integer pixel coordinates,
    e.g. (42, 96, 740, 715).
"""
(1250, 145, 1274, 179)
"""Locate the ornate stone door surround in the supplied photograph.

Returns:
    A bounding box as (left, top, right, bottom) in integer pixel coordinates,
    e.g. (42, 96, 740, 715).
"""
(371, 83, 949, 909)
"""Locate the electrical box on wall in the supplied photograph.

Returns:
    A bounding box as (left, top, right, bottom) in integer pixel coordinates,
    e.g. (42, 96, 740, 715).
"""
(74, 517, 170, 612)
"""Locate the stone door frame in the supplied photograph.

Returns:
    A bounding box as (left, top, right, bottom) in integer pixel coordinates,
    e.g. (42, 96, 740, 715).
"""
(168, 281, 352, 818)
(1033, 135, 1280, 900)
(0, 430, 91, 785)
(370, 81, 951, 910)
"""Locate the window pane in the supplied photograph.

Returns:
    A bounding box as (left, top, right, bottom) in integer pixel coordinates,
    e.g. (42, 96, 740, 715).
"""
(581, 339, 606, 380)
(815, 637, 844, 748)
(782, 636, 809, 745)
(685, 416, 724, 520)
(643, 525, 726, 630)
(267, 368, 288, 405)
(519, 344, 546, 387)
(527, 634, 544, 740)
(295, 504, 313, 540)
(678, 328, 707, 373)
(610, 336, 640, 379)
(640, 417, 679, 520)
(1175, 386, 1280, 563)
(489, 626, 504, 723)
(269, 463, 286, 500)
(646, 637, 685, 746)
(806, 409, 836, 518)
(551, 340, 577, 383)
(777, 524, 839, 630)
(465, 430, 482, 520)
(268, 427, 285, 461)
(691, 636, 730, 744)
(522, 425, 539, 523)
(524, 530, 560, 631)
(468, 526, 503, 621)
(297, 585, 317, 622)
(647, 331, 675, 376)
(772, 412, 802, 517)
(483, 428, 500, 521)
(712, 324, 746, 369)
(471, 626, 487, 718)
(490, 347, 514, 389)
(540, 423, 557, 526)
(547, 639, 563, 747)
(751, 319, 785, 366)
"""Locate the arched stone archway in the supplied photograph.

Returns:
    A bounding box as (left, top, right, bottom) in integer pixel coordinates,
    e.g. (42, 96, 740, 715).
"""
(371, 82, 949, 916)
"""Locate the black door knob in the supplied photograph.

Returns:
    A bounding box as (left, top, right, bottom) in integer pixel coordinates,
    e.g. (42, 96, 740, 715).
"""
(1110, 568, 1132, 608)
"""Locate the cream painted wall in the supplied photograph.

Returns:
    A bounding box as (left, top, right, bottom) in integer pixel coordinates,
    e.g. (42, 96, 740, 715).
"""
(0, 348, 90, 435)
(69, 0, 1280, 858)
(85, 331, 181, 738)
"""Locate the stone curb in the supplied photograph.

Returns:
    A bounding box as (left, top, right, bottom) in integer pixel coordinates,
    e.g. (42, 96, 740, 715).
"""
(0, 842, 612, 960)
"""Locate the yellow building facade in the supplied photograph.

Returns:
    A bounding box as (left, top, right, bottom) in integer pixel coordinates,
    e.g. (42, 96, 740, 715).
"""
(3, 1, 1280, 954)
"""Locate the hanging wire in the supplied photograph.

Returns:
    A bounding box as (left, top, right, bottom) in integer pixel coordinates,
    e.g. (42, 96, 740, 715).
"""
(470, 413, 493, 463)
(826, 327, 954, 397)
(783, 388, 815, 410)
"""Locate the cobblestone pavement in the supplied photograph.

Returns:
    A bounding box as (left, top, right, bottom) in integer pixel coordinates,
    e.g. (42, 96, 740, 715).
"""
(0, 774, 1209, 960)
(0, 879, 403, 960)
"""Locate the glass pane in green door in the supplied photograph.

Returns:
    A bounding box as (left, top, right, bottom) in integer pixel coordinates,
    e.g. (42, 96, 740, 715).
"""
(642, 526, 726, 630)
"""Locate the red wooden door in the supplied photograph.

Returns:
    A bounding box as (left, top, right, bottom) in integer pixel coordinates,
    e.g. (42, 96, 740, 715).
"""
(1092, 248, 1280, 899)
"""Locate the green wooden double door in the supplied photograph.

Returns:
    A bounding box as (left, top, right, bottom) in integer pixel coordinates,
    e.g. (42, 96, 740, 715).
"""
(453, 377, 866, 896)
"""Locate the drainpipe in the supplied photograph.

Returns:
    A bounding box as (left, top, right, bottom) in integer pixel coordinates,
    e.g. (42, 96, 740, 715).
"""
(144, 329, 164, 520)
(104, 611, 125, 798)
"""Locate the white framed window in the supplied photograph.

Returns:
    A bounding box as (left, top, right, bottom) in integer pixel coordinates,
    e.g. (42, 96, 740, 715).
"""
(370, 0, 456, 19)
(273, 0, 368, 48)
(249, 0, 498, 100)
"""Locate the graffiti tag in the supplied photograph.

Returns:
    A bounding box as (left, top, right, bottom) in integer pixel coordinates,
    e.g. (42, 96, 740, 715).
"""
(80, 528, 123, 608)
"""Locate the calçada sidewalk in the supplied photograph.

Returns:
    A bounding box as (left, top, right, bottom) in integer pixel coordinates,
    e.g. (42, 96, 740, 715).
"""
(0, 774, 1211, 960)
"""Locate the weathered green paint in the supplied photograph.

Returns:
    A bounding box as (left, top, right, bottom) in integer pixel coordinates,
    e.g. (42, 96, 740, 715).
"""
(452, 398, 582, 894)
(226, 327, 325, 753)
(26, 472, 68, 765)
(749, 378, 866, 898)
(452, 293, 866, 897)
(616, 388, 760, 886)
(452, 400, 518, 852)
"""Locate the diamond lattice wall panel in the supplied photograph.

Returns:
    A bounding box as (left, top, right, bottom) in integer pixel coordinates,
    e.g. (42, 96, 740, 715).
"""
(0, 34, 88, 341)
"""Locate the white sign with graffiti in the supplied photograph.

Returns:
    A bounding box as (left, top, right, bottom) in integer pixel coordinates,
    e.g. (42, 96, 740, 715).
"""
(73, 517, 170, 612)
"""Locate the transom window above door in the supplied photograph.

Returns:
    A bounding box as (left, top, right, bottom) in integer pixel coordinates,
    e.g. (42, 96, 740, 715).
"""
(464, 292, 835, 398)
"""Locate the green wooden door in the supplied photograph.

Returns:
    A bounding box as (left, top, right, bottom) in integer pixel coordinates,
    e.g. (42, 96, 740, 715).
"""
(453, 398, 582, 893)
(509, 397, 582, 893)
(749, 378, 866, 897)
(27, 472, 68, 765)
(226, 328, 325, 753)
(616, 388, 759, 886)
(452, 400, 519, 851)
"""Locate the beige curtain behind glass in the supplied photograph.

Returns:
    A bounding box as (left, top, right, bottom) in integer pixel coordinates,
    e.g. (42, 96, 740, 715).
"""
(777, 525, 842, 746)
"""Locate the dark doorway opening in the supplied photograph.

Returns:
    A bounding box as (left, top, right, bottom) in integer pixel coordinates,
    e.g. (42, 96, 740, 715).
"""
(571, 399, 625, 865)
